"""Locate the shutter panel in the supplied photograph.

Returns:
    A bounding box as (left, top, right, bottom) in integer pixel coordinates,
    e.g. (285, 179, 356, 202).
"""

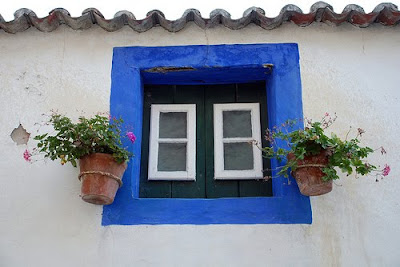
(141, 82, 272, 198)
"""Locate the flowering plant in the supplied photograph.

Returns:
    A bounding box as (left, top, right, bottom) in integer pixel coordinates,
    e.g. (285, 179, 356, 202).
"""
(262, 113, 390, 181)
(25, 113, 135, 167)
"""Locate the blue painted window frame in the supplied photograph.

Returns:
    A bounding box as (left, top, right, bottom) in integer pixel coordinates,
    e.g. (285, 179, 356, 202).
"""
(103, 43, 312, 225)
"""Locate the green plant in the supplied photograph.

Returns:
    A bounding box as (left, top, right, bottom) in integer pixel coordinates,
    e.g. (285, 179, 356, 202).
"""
(25, 113, 135, 167)
(262, 113, 390, 181)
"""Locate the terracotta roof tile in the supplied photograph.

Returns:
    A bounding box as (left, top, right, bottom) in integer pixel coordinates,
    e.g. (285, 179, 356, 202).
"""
(0, 2, 399, 34)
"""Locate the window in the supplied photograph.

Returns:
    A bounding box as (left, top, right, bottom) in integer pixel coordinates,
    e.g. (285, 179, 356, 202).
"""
(104, 43, 312, 225)
(148, 104, 196, 181)
(140, 83, 271, 198)
(213, 103, 263, 180)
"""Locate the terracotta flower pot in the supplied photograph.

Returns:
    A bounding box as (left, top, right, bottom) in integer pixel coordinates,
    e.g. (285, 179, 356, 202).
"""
(287, 150, 332, 196)
(79, 153, 127, 205)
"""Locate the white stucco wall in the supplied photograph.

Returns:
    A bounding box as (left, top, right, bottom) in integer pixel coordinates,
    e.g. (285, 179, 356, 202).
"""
(0, 23, 399, 266)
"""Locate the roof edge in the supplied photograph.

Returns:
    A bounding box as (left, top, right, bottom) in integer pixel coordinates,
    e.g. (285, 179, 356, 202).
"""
(0, 2, 399, 34)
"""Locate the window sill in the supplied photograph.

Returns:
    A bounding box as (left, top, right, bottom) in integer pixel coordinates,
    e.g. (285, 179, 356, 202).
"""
(103, 179, 311, 225)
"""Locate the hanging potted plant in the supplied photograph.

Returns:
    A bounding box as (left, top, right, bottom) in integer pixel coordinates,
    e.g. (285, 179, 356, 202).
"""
(262, 113, 390, 196)
(24, 113, 136, 205)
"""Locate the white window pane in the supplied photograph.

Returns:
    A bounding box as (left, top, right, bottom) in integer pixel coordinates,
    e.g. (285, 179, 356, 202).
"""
(159, 112, 187, 138)
(223, 110, 252, 138)
(214, 103, 263, 180)
(223, 142, 253, 170)
(149, 104, 195, 180)
(157, 143, 187, 171)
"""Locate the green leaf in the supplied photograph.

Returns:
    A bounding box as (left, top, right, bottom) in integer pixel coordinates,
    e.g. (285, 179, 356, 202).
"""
(70, 159, 77, 167)
(31, 113, 133, 166)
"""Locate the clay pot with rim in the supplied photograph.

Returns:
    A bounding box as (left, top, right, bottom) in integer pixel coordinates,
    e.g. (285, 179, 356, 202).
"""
(79, 153, 127, 205)
(287, 149, 333, 196)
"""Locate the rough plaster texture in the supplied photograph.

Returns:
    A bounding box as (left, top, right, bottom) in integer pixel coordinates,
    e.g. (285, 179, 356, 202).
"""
(0, 23, 399, 266)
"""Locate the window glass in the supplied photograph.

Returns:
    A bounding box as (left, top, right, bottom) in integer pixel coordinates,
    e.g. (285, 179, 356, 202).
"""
(159, 112, 187, 138)
(223, 110, 252, 138)
(158, 143, 187, 171)
(223, 142, 254, 170)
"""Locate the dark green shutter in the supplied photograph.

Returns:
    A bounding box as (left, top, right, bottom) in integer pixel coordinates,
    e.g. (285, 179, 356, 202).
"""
(140, 82, 272, 198)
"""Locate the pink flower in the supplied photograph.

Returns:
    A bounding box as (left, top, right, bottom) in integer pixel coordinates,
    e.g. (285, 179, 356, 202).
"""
(382, 164, 391, 176)
(126, 132, 136, 143)
(325, 112, 330, 117)
(23, 149, 32, 162)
